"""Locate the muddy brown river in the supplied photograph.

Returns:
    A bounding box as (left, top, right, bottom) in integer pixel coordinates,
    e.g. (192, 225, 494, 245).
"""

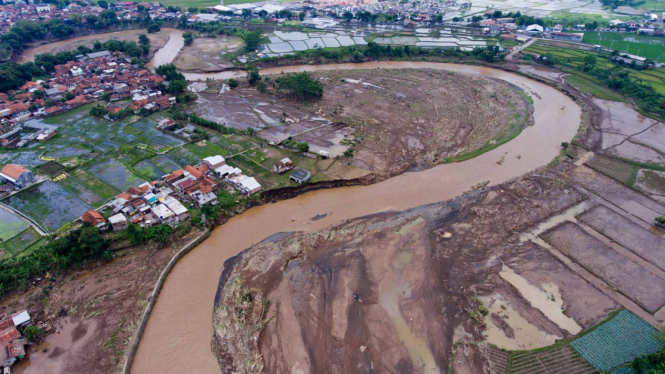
(18, 29, 582, 373)
(130, 33, 583, 373)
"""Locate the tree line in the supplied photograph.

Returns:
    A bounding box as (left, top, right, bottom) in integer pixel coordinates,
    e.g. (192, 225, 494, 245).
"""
(0, 223, 110, 297)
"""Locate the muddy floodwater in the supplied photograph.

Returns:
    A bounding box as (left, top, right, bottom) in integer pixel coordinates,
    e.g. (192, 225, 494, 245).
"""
(131, 50, 582, 373)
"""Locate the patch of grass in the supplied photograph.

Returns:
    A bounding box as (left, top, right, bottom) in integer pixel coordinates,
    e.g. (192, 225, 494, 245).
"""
(0, 227, 42, 256)
(185, 141, 230, 159)
(56, 175, 105, 207)
(583, 31, 665, 63)
(563, 69, 627, 102)
(586, 155, 639, 186)
(69, 168, 119, 200)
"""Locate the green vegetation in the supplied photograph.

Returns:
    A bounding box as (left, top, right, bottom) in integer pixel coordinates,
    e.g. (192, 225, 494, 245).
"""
(583, 32, 665, 63)
(275, 72, 324, 102)
(0, 223, 110, 296)
(0, 227, 42, 257)
(22, 325, 45, 343)
(524, 42, 665, 115)
(655, 216, 665, 227)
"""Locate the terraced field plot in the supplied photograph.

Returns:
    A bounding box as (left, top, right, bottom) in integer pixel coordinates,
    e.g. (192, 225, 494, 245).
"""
(0, 227, 42, 257)
(570, 311, 665, 372)
(133, 159, 165, 180)
(0, 209, 29, 242)
(4, 181, 92, 232)
(543, 222, 665, 313)
(167, 147, 200, 167)
(578, 205, 665, 271)
(56, 175, 106, 207)
(150, 154, 181, 173)
(86, 159, 146, 191)
(509, 346, 598, 374)
(69, 168, 119, 200)
(131, 119, 185, 148)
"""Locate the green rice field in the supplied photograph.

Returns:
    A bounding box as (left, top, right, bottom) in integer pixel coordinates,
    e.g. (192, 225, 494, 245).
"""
(583, 32, 665, 63)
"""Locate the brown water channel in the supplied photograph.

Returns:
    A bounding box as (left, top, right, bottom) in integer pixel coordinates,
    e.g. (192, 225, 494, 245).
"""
(131, 53, 582, 372)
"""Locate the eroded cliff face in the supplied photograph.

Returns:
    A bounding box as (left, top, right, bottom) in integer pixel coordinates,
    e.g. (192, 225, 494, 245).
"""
(212, 172, 617, 374)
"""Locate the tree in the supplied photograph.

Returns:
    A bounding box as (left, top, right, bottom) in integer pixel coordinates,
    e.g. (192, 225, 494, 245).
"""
(258, 9, 268, 18)
(147, 23, 161, 33)
(23, 325, 45, 343)
(168, 79, 186, 94)
(296, 142, 310, 153)
(242, 9, 252, 18)
(146, 224, 173, 246)
(127, 223, 145, 245)
(257, 81, 267, 93)
(299, 12, 306, 21)
(139, 34, 150, 46)
(183, 31, 194, 46)
(69, 13, 83, 26)
(33, 90, 44, 99)
(343, 11, 353, 22)
(492, 10, 502, 18)
(246, 65, 261, 86)
(275, 72, 324, 101)
(97, 0, 108, 8)
(238, 30, 262, 52)
(228, 78, 238, 88)
(343, 148, 354, 158)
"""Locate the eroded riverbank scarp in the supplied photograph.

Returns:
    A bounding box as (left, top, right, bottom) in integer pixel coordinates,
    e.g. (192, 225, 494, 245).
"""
(130, 58, 582, 374)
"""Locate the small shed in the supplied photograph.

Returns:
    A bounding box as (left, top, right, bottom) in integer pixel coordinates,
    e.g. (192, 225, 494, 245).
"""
(290, 169, 311, 184)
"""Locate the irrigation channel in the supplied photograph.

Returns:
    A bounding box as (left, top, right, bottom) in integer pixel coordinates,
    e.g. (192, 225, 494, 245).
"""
(122, 29, 584, 373)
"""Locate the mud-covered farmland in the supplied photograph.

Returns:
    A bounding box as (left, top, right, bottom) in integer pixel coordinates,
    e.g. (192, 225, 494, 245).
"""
(212, 172, 619, 373)
(195, 68, 532, 178)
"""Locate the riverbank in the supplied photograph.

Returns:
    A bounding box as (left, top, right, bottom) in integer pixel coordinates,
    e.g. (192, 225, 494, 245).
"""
(130, 62, 582, 374)
(17, 28, 177, 63)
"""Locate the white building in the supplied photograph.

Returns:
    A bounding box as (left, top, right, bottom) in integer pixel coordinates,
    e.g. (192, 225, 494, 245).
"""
(151, 204, 178, 225)
(162, 196, 190, 221)
(203, 155, 226, 169)
(108, 213, 128, 231)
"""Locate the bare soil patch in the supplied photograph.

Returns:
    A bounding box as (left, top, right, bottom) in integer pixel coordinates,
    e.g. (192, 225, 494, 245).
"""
(18, 29, 171, 63)
(196, 68, 532, 179)
(578, 205, 665, 271)
(212, 172, 616, 373)
(173, 36, 242, 73)
(542, 222, 665, 313)
(5, 230, 205, 374)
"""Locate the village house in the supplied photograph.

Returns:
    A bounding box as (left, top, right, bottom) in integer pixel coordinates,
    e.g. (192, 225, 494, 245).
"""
(273, 158, 293, 174)
(0, 311, 30, 368)
(81, 210, 106, 228)
(0, 164, 33, 188)
(108, 213, 128, 231)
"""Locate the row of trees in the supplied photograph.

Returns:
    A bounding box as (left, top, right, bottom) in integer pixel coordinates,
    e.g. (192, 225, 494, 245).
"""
(572, 53, 664, 112)
(0, 224, 110, 297)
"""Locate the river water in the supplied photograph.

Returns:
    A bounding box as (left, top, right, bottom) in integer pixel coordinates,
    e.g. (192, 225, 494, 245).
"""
(131, 33, 582, 373)
(17, 29, 583, 373)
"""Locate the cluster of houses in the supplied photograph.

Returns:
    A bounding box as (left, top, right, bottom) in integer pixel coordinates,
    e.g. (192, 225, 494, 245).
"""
(0, 310, 31, 368)
(0, 1, 188, 35)
(325, 0, 471, 24)
(0, 50, 175, 148)
(80, 154, 264, 231)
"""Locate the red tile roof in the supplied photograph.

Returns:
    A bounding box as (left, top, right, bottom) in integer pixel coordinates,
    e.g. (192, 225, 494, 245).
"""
(0, 164, 28, 180)
(81, 210, 105, 225)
